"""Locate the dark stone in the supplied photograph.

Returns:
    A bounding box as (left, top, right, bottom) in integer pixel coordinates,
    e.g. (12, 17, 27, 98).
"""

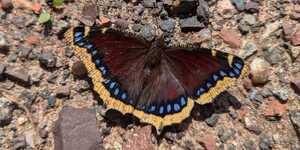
(141, 25, 156, 42)
(0, 97, 14, 127)
(0, 63, 6, 80)
(172, 0, 198, 16)
(20, 90, 37, 106)
(219, 128, 236, 143)
(47, 72, 58, 83)
(1, 0, 13, 12)
(205, 113, 219, 127)
(231, 0, 245, 11)
(0, 32, 9, 52)
(4, 67, 30, 86)
(290, 111, 300, 136)
(159, 18, 176, 32)
(179, 16, 204, 32)
(259, 135, 272, 150)
(11, 136, 26, 150)
(245, 1, 259, 13)
(71, 61, 87, 78)
(80, 3, 98, 26)
(143, 0, 155, 8)
(53, 106, 102, 150)
(47, 95, 56, 108)
(197, 0, 209, 24)
(243, 139, 256, 150)
(56, 86, 70, 98)
(64, 48, 74, 58)
(114, 19, 129, 30)
(39, 51, 56, 68)
(132, 24, 142, 32)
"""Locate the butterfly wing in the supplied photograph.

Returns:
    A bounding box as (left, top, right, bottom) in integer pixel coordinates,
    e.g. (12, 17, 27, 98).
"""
(64, 26, 248, 130)
(164, 48, 249, 104)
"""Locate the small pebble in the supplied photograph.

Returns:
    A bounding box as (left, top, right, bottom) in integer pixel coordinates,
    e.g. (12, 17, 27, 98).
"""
(39, 51, 56, 69)
(179, 16, 204, 32)
(205, 114, 219, 127)
(141, 25, 155, 42)
(219, 128, 236, 143)
(159, 18, 176, 32)
(245, 1, 259, 13)
(0, 32, 8, 50)
(0, 97, 14, 127)
(71, 61, 87, 78)
(250, 58, 271, 84)
(4, 67, 31, 86)
(231, 0, 245, 11)
(259, 135, 272, 150)
(47, 95, 56, 108)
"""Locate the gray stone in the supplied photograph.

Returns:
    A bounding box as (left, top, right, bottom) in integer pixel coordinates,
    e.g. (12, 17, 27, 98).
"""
(143, 0, 155, 8)
(290, 111, 300, 136)
(39, 51, 56, 68)
(141, 25, 155, 42)
(264, 46, 286, 65)
(239, 41, 257, 59)
(243, 139, 256, 150)
(7, 53, 17, 62)
(159, 18, 176, 32)
(197, 0, 209, 24)
(11, 136, 26, 150)
(231, 0, 245, 11)
(0, 32, 8, 50)
(245, 1, 259, 13)
(219, 128, 236, 142)
(0, 97, 14, 127)
(47, 95, 56, 108)
(132, 24, 142, 32)
(205, 113, 219, 127)
(53, 106, 102, 150)
(272, 87, 289, 102)
(28, 67, 44, 83)
(259, 135, 272, 150)
(5, 67, 30, 86)
(179, 16, 204, 31)
(56, 86, 70, 98)
(20, 90, 37, 105)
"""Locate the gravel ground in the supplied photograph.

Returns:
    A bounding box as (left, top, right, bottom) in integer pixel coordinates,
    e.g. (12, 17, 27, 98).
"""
(0, 0, 300, 149)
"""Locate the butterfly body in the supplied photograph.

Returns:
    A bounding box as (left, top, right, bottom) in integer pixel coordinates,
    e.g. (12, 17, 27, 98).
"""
(64, 26, 249, 130)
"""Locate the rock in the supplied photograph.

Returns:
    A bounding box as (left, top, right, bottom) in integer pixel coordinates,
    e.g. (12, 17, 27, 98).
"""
(264, 46, 287, 65)
(4, 67, 31, 86)
(1, 0, 13, 11)
(39, 128, 48, 139)
(159, 18, 176, 32)
(122, 126, 155, 150)
(239, 40, 257, 59)
(132, 24, 142, 32)
(39, 51, 56, 69)
(80, 3, 97, 26)
(205, 114, 219, 127)
(18, 46, 32, 60)
(64, 48, 74, 58)
(198, 134, 216, 150)
(141, 25, 155, 42)
(47, 95, 56, 108)
(11, 136, 26, 150)
(231, 0, 245, 11)
(243, 116, 262, 135)
(0, 63, 6, 80)
(249, 88, 264, 103)
(219, 128, 236, 143)
(261, 21, 281, 40)
(259, 135, 272, 150)
(25, 34, 40, 45)
(196, 0, 209, 24)
(282, 20, 297, 40)
(7, 53, 17, 62)
(272, 87, 289, 102)
(239, 14, 256, 34)
(56, 86, 70, 98)
(143, 0, 155, 8)
(291, 77, 300, 95)
(20, 90, 37, 106)
(0, 32, 8, 51)
(28, 67, 44, 83)
(53, 106, 101, 150)
(290, 111, 300, 135)
(243, 139, 256, 150)
(171, 0, 198, 16)
(249, 58, 271, 84)
(71, 61, 87, 78)
(0, 97, 14, 127)
(114, 19, 129, 30)
(75, 80, 90, 92)
(216, 0, 236, 18)
(220, 29, 242, 48)
(262, 98, 287, 119)
(134, 4, 144, 15)
(245, 1, 259, 13)
(291, 29, 300, 46)
(198, 28, 212, 42)
(179, 16, 205, 32)
(98, 16, 111, 26)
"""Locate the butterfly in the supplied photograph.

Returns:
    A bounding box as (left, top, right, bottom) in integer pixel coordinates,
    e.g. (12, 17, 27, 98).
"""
(64, 25, 249, 131)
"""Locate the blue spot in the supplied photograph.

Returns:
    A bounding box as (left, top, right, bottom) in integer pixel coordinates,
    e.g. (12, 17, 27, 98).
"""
(206, 82, 212, 88)
(213, 74, 218, 81)
(149, 106, 156, 112)
(103, 79, 110, 84)
(129, 99, 134, 104)
(75, 37, 83, 43)
(109, 82, 116, 89)
(200, 88, 205, 92)
(95, 59, 101, 65)
(137, 104, 145, 110)
(234, 63, 242, 69)
(174, 104, 180, 112)
(167, 104, 171, 112)
(159, 106, 164, 114)
(233, 68, 240, 75)
(85, 44, 93, 49)
(121, 93, 127, 100)
(114, 88, 119, 96)
(229, 71, 235, 77)
(220, 70, 227, 77)
(180, 97, 186, 106)
(91, 50, 97, 56)
(74, 32, 83, 37)
(77, 42, 84, 46)
(99, 67, 107, 75)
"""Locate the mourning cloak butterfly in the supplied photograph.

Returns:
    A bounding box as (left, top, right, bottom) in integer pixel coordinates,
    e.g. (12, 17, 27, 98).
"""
(64, 26, 249, 130)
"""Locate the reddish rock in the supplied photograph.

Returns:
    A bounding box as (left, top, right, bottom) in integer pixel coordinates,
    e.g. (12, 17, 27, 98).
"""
(122, 126, 155, 150)
(26, 35, 40, 45)
(71, 61, 87, 78)
(282, 20, 296, 40)
(263, 97, 287, 118)
(98, 16, 111, 26)
(243, 78, 253, 91)
(291, 29, 300, 46)
(220, 29, 241, 48)
(197, 134, 216, 150)
(1, 0, 13, 11)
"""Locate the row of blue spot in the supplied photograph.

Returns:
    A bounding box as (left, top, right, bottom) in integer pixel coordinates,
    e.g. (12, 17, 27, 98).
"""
(194, 61, 244, 97)
(146, 96, 187, 115)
